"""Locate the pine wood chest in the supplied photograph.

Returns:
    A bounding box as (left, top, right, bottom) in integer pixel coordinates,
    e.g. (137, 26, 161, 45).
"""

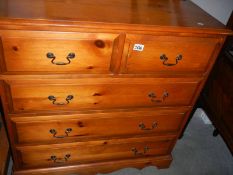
(0, 0, 231, 174)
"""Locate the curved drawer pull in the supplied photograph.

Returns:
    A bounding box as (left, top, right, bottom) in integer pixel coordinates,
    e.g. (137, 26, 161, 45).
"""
(48, 95, 74, 105)
(49, 128, 72, 138)
(160, 54, 182, 66)
(50, 154, 71, 163)
(148, 91, 169, 103)
(47, 52, 75, 65)
(131, 146, 149, 156)
(139, 122, 158, 131)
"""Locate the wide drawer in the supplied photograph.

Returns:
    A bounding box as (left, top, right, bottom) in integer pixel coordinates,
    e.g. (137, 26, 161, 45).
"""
(15, 136, 175, 168)
(6, 78, 201, 113)
(11, 107, 188, 144)
(123, 35, 220, 74)
(0, 31, 121, 73)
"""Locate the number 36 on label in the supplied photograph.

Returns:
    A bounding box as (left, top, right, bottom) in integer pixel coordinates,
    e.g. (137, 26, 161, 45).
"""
(133, 44, 144, 52)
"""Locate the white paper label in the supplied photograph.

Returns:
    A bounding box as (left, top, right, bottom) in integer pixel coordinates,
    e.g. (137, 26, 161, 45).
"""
(133, 44, 144, 51)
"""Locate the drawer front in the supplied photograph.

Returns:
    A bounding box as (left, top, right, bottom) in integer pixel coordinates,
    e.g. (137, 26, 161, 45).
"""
(16, 136, 174, 168)
(11, 108, 188, 144)
(1, 31, 120, 73)
(7, 78, 201, 112)
(123, 35, 219, 74)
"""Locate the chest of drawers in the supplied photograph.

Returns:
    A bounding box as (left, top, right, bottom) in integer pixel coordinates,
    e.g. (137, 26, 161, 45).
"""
(0, 0, 231, 174)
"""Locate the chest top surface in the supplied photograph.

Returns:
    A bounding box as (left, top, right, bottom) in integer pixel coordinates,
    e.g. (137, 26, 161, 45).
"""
(0, 0, 230, 32)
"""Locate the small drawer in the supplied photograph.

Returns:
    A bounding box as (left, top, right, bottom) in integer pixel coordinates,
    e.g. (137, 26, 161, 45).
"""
(123, 35, 220, 74)
(1, 31, 121, 73)
(11, 107, 188, 144)
(16, 136, 174, 168)
(7, 78, 201, 113)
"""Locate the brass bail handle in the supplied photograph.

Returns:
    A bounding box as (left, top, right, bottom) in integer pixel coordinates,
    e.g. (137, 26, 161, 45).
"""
(148, 91, 169, 103)
(131, 146, 150, 156)
(139, 122, 158, 131)
(48, 95, 74, 105)
(50, 154, 71, 163)
(160, 54, 182, 66)
(47, 52, 75, 65)
(49, 128, 73, 138)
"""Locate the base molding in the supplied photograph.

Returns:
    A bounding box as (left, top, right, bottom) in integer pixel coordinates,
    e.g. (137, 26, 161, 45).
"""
(14, 155, 172, 175)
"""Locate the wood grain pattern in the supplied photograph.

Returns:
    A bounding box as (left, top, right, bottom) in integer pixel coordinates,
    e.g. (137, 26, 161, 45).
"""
(16, 136, 175, 168)
(0, 0, 230, 174)
(8, 78, 201, 112)
(11, 108, 187, 144)
(0, 0, 226, 29)
(13, 155, 172, 175)
(123, 35, 221, 74)
(1, 31, 119, 73)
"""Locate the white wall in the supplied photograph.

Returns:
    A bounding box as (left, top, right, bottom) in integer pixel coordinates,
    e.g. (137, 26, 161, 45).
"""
(191, 0, 233, 25)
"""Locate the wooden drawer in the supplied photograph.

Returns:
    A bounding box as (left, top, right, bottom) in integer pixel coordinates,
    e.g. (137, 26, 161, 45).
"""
(11, 107, 188, 144)
(0, 31, 121, 73)
(15, 136, 175, 168)
(123, 35, 220, 74)
(7, 78, 201, 113)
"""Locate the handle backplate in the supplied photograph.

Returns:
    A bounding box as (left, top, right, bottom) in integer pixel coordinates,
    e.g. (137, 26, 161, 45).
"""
(47, 52, 75, 65)
(160, 54, 182, 66)
(50, 154, 71, 163)
(48, 95, 74, 105)
(49, 128, 72, 138)
(139, 122, 158, 131)
(131, 146, 149, 156)
(148, 91, 169, 103)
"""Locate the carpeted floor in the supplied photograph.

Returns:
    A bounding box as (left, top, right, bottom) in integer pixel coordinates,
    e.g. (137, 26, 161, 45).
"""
(7, 109, 233, 175)
(97, 109, 233, 175)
